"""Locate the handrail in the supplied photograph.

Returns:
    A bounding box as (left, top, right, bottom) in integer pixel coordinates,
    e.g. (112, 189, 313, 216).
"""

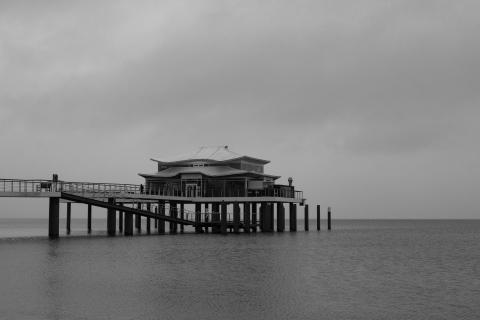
(0, 178, 304, 200)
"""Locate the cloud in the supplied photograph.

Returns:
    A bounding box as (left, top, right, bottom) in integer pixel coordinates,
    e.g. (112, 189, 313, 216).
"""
(0, 0, 479, 217)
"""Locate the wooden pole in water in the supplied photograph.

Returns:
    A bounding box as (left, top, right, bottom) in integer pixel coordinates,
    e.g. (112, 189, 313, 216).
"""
(277, 203, 285, 232)
(107, 198, 116, 236)
(244, 202, 250, 233)
(87, 204, 92, 234)
(251, 202, 257, 232)
(146, 203, 151, 234)
(155, 206, 158, 229)
(204, 203, 209, 233)
(304, 204, 309, 231)
(124, 206, 133, 236)
(233, 203, 240, 233)
(66, 202, 71, 235)
(118, 209, 123, 233)
(195, 203, 202, 233)
(212, 203, 220, 234)
(317, 205, 320, 231)
(180, 203, 185, 233)
(328, 206, 332, 230)
(289, 203, 297, 232)
(220, 202, 227, 234)
(170, 202, 177, 234)
(158, 201, 165, 235)
(136, 202, 141, 232)
(259, 203, 265, 231)
(48, 197, 60, 239)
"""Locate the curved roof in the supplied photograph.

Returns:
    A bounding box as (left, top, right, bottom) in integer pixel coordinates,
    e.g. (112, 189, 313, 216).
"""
(151, 146, 270, 164)
(139, 166, 280, 179)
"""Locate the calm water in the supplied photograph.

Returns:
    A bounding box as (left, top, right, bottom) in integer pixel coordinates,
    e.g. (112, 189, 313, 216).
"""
(0, 219, 479, 319)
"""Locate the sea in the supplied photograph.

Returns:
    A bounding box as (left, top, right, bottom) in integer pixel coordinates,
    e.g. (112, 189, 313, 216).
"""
(0, 219, 479, 320)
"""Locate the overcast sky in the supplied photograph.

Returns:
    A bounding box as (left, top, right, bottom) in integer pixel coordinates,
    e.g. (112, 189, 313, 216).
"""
(1, 0, 479, 218)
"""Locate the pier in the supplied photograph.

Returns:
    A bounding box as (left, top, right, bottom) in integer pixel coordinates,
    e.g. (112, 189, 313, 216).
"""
(0, 147, 333, 238)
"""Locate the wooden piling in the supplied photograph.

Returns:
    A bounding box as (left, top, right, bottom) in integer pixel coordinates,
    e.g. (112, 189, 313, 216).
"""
(220, 202, 227, 234)
(244, 202, 250, 233)
(251, 202, 257, 232)
(328, 206, 331, 230)
(87, 204, 92, 234)
(259, 203, 265, 231)
(118, 209, 123, 233)
(107, 198, 116, 236)
(155, 207, 158, 228)
(66, 202, 71, 235)
(146, 203, 151, 234)
(233, 203, 240, 233)
(158, 201, 165, 234)
(263, 203, 273, 232)
(204, 203, 209, 233)
(212, 203, 220, 233)
(180, 203, 185, 233)
(317, 205, 320, 231)
(195, 203, 202, 233)
(135, 203, 141, 232)
(304, 204, 309, 231)
(48, 197, 60, 239)
(170, 202, 177, 234)
(124, 206, 133, 236)
(289, 203, 297, 232)
(277, 203, 285, 232)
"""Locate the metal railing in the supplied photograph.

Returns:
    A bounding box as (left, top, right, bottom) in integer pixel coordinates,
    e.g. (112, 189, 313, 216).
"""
(0, 178, 303, 200)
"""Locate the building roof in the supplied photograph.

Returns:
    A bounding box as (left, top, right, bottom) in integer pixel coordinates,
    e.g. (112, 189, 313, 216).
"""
(151, 146, 270, 165)
(139, 166, 280, 179)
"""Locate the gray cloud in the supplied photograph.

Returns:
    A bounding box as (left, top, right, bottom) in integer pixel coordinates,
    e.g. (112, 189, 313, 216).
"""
(1, 0, 479, 218)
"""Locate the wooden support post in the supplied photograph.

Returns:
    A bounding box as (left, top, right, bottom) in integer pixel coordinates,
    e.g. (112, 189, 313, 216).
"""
(195, 203, 202, 233)
(124, 208, 133, 236)
(66, 202, 71, 235)
(251, 202, 257, 232)
(135, 203, 141, 232)
(158, 201, 165, 234)
(146, 203, 151, 234)
(304, 204, 309, 231)
(243, 202, 250, 233)
(87, 204, 92, 234)
(220, 202, 227, 234)
(48, 197, 60, 239)
(317, 205, 320, 231)
(107, 198, 116, 236)
(212, 203, 220, 234)
(170, 202, 177, 234)
(269, 203, 275, 231)
(328, 207, 332, 230)
(289, 203, 297, 232)
(118, 209, 123, 233)
(233, 203, 240, 234)
(204, 203, 209, 233)
(277, 203, 285, 232)
(155, 207, 158, 229)
(259, 203, 265, 231)
(180, 203, 184, 233)
(262, 203, 273, 232)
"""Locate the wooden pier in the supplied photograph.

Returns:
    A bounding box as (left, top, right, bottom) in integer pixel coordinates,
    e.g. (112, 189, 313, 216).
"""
(0, 177, 332, 239)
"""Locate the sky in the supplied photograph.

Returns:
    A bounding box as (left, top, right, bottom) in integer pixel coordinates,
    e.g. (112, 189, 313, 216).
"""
(0, 0, 479, 218)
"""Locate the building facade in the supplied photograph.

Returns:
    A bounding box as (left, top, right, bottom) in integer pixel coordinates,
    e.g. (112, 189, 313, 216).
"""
(139, 146, 297, 199)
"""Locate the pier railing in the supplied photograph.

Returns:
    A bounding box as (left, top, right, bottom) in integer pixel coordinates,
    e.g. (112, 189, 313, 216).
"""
(0, 178, 303, 201)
